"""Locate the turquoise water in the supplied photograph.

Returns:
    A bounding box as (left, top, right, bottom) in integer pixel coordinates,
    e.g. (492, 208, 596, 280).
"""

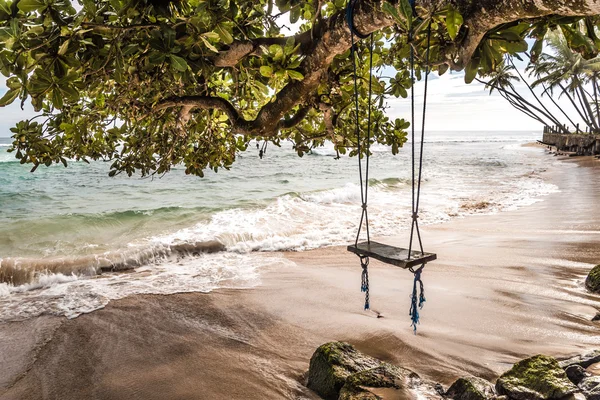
(0, 131, 557, 320)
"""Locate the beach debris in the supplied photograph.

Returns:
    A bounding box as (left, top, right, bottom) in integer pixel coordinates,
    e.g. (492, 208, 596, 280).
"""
(559, 350, 600, 370)
(565, 365, 590, 385)
(446, 376, 497, 400)
(585, 265, 600, 293)
(306, 341, 442, 399)
(495, 355, 578, 400)
(592, 312, 600, 322)
(578, 376, 600, 399)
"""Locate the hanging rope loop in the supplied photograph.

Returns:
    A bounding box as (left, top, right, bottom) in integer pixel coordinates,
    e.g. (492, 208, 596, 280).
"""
(360, 256, 370, 310)
(409, 265, 426, 333)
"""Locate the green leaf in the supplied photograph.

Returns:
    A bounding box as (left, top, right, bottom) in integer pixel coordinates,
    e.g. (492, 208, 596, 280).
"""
(382, 2, 402, 25)
(0, 88, 19, 106)
(0, 0, 11, 15)
(148, 51, 166, 66)
(560, 24, 597, 59)
(284, 37, 295, 54)
(203, 32, 220, 40)
(58, 39, 70, 56)
(17, 0, 46, 13)
(59, 85, 79, 102)
(437, 63, 449, 76)
(290, 7, 300, 24)
(446, 5, 463, 40)
(259, 65, 273, 77)
(287, 70, 303, 80)
(398, 0, 412, 30)
(169, 54, 188, 71)
(498, 31, 521, 42)
(200, 35, 219, 52)
(52, 88, 63, 109)
(464, 57, 479, 84)
(6, 76, 21, 90)
(214, 23, 233, 45)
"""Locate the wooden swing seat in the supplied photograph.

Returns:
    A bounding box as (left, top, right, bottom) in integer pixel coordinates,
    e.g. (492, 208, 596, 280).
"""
(347, 241, 436, 269)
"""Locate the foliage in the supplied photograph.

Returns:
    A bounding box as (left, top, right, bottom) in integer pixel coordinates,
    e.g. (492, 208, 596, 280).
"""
(0, 0, 599, 175)
(530, 29, 600, 132)
(479, 26, 600, 134)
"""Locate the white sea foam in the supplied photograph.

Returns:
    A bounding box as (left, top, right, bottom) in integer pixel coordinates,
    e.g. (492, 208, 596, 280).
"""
(150, 173, 558, 255)
(0, 253, 295, 321)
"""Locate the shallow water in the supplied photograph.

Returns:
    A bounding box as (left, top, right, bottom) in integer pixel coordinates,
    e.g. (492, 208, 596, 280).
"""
(0, 131, 558, 320)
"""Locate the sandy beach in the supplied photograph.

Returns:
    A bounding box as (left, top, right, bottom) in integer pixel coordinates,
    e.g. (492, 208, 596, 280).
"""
(1, 147, 600, 399)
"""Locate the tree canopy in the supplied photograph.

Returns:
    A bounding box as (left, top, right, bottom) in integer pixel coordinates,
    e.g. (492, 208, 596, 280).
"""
(1, 0, 600, 176)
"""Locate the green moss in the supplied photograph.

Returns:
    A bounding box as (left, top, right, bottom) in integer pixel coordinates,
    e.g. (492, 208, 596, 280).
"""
(446, 377, 495, 400)
(345, 365, 401, 389)
(586, 265, 600, 292)
(338, 384, 380, 400)
(307, 342, 380, 400)
(496, 355, 577, 400)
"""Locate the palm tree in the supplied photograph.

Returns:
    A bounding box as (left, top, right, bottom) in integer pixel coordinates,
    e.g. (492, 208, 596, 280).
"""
(478, 60, 569, 132)
(529, 29, 600, 132)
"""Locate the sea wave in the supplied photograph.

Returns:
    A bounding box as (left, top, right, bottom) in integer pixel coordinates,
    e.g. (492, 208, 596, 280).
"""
(0, 240, 225, 286)
(0, 252, 294, 321)
(0, 173, 558, 288)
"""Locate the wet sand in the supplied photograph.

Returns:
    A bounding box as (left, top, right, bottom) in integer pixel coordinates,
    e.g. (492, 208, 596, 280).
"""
(1, 146, 600, 399)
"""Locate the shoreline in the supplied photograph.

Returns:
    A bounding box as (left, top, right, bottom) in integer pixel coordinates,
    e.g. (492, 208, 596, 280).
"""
(1, 147, 600, 399)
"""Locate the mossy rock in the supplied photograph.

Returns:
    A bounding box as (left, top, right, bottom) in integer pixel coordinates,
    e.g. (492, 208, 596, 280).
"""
(338, 384, 380, 400)
(306, 342, 381, 400)
(585, 265, 600, 293)
(446, 376, 496, 400)
(339, 365, 410, 400)
(495, 355, 577, 400)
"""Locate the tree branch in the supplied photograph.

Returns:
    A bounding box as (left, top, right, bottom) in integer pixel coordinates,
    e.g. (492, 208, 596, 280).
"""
(81, 22, 161, 32)
(278, 106, 311, 130)
(213, 31, 315, 67)
(155, 96, 253, 134)
(159, 0, 600, 137)
(156, 96, 312, 135)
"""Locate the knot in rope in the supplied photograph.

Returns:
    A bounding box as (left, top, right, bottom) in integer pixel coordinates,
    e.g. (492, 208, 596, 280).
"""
(360, 256, 370, 310)
(409, 265, 426, 334)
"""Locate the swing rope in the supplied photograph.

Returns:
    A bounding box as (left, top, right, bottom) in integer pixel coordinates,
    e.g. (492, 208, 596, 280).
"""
(346, 0, 433, 328)
(407, 5, 433, 333)
(347, 0, 374, 310)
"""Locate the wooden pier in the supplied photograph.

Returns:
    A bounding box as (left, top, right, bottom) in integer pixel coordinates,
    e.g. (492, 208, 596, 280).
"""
(542, 126, 600, 156)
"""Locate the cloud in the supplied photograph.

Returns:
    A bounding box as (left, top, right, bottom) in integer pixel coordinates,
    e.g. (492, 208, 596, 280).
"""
(384, 69, 585, 133)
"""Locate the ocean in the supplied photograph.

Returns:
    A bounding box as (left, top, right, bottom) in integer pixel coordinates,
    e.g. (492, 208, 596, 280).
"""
(0, 131, 558, 321)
